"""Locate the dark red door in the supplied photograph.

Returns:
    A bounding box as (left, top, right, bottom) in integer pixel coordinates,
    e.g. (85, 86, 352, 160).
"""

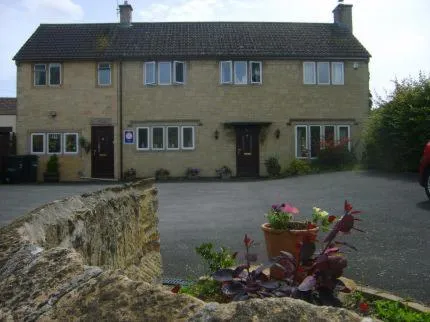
(236, 127, 260, 177)
(91, 126, 114, 178)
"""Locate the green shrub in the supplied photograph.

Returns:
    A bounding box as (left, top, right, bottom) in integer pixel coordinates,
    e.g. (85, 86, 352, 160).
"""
(363, 74, 430, 172)
(284, 159, 312, 176)
(179, 278, 225, 302)
(195, 242, 236, 274)
(264, 156, 281, 177)
(373, 300, 430, 322)
(46, 155, 59, 173)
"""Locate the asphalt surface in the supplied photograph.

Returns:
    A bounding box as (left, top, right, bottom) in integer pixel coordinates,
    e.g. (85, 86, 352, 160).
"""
(157, 171, 430, 305)
(1, 172, 429, 304)
(0, 183, 116, 227)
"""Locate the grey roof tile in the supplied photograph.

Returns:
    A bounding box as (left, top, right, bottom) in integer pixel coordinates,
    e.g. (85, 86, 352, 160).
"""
(14, 22, 370, 61)
(0, 98, 16, 115)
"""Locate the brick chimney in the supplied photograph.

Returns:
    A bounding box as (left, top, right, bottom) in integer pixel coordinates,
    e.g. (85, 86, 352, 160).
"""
(119, 1, 133, 25)
(333, 2, 353, 32)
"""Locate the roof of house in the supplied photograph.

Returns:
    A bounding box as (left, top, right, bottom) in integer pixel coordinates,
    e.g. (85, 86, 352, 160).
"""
(0, 98, 16, 115)
(14, 22, 370, 62)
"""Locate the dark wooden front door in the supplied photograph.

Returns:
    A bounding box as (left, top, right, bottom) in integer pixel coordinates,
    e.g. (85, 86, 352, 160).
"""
(236, 127, 260, 177)
(91, 126, 114, 178)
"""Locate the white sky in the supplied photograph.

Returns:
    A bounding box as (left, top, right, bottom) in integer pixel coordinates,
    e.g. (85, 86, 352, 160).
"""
(0, 0, 429, 101)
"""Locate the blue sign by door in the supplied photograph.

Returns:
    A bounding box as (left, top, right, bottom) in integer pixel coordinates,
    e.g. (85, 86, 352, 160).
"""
(124, 130, 134, 144)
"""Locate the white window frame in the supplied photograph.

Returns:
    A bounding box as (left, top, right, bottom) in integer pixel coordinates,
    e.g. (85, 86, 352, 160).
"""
(181, 126, 195, 150)
(303, 62, 316, 85)
(250, 61, 262, 84)
(158, 62, 172, 85)
(151, 126, 165, 150)
(234, 61, 248, 84)
(34, 64, 47, 86)
(48, 63, 62, 86)
(331, 62, 344, 85)
(337, 125, 351, 150)
(63, 133, 79, 154)
(136, 127, 150, 151)
(144, 61, 156, 85)
(295, 125, 309, 159)
(98, 62, 112, 86)
(220, 61, 233, 84)
(173, 61, 185, 85)
(166, 126, 180, 150)
(317, 62, 330, 85)
(30, 133, 46, 154)
(47, 133, 62, 154)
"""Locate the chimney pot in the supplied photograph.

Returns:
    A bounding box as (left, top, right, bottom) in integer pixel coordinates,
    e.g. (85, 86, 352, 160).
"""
(333, 3, 353, 32)
(119, 1, 133, 25)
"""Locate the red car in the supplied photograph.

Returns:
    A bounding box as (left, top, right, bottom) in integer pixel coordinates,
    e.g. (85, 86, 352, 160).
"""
(419, 141, 430, 199)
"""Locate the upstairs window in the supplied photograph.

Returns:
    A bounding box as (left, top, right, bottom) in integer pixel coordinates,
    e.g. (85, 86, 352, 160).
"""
(144, 62, 156, 85)
(49, 63, 61, 86)
(34, 64, 46, 86)
(303, 61, 344, 85)
(220, 61, 233, 84)
(173, 61, 185, 84)
(331, 62, 344, 85)
(250, 61, 262, 84)
(98, 63, 111, 86)
(144, 61, 186, 85)
(221, 61, 263, 85)
(317, 62, 330, 85)
(234, 61, 247, 84)
(158, 62, 172, 85)
(303, 62, 316, 84)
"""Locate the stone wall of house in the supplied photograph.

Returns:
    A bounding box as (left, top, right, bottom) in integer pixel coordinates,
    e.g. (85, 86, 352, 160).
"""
(0, 179, 364, 321)
(16, 59, 369, 180)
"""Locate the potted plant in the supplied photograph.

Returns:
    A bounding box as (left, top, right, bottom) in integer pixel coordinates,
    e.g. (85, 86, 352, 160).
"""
(155, 168, 170, 180)
(261, 203, 335, 279)
(44, 154, 60, 182)
(79, 136, 91, 153)
(215, 166, 232, 179)
(185, 167, 200, 179)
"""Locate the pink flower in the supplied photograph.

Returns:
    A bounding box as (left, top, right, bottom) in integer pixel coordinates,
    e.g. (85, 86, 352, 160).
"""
(280, 203, 299, 214)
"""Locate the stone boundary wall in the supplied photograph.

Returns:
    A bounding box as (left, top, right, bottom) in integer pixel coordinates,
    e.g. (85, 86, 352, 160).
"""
(0, 180, 365, 321)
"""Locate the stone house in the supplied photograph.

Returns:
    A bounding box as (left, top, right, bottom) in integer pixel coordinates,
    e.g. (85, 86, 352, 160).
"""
(0, 97, 16, 158)
(13, 1, 370, 181)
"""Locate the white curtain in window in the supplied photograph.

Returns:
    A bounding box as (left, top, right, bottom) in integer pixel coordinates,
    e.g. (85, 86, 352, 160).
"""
(303, 62, 316, 84)
(332, 62, 344, 85)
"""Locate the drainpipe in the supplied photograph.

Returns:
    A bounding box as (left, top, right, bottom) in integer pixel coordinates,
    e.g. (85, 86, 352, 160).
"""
(119, 59, 124, 180)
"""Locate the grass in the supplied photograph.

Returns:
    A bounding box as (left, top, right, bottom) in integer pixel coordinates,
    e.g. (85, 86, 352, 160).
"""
(343, 291, 430, 322)
(178, 278, 228, 303)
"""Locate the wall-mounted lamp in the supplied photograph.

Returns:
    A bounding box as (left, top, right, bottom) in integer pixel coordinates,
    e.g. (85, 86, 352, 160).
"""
(214, 129, 219, 140)
(275, 129, 280, 139)
(353, 62, 359, 70)
(48, 111, 57, 118)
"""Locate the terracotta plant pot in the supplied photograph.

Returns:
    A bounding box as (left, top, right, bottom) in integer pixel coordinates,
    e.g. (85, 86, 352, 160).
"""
(261, 222, 319, 280)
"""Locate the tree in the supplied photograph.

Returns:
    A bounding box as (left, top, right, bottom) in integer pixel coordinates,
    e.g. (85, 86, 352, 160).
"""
(363, 73, 430, 171)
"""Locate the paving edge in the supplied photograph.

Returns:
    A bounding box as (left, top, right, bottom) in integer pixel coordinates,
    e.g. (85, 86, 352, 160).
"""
(356, 284, 430, 314)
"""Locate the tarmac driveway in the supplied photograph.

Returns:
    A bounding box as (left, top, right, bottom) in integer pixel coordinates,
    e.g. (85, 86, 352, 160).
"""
(0, 183, 115, 227)
(157, 171, 430, 304)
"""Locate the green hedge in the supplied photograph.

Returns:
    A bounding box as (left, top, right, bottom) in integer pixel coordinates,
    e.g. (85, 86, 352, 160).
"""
(363, 74, 430, 172)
